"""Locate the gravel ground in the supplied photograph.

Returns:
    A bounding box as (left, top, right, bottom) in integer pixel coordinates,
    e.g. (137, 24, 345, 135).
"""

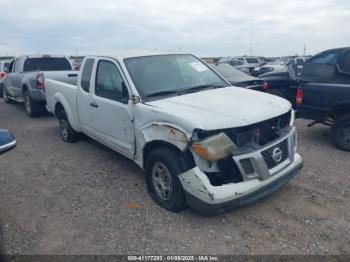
(0, 99, 349, 255)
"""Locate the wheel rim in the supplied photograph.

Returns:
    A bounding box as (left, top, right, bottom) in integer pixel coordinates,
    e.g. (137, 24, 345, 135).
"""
(151, 162, 173, 201)
(24, 92, 31, 114)
(60, 119, 69, 141)
(337, 124, 350, 145)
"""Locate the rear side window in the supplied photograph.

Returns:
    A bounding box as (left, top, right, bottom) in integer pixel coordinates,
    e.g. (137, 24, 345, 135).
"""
(23, 58, 72, 72)
(3, 62, 10, 72)
(81, 59, 95, 92)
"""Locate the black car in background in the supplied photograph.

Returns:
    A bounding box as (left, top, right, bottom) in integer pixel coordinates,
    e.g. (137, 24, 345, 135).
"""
(295, 47, 350, 151)
(259, 70, 298, 107)
(259, 50, 342, 107)
(211, 63, 268, 92)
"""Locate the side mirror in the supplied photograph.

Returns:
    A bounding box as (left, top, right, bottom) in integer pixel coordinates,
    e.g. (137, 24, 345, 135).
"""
(0, 129, 16, 154)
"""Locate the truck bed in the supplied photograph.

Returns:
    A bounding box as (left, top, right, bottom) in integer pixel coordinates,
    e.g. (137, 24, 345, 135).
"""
(45, 79, 80, 127)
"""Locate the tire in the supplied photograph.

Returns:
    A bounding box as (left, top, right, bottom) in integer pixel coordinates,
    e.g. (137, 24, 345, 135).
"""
(330, 115, 350, 152)
(0, 84, 3, 97)
(57, 109, 79, 143)
(145, 147, 188, 212)
(23, 90, 44, 117)
(2, 87, 12, 104)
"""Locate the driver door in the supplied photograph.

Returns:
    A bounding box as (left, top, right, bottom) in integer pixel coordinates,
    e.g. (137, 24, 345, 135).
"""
(89, 59, 135, 158)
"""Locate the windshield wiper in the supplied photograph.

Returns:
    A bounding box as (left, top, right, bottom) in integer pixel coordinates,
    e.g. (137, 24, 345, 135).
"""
(183, 84, 226, 93)
(145, 90, 181, 98)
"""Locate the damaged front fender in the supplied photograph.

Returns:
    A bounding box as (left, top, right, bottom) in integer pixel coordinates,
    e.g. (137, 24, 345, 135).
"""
(135, 122, 191, 168)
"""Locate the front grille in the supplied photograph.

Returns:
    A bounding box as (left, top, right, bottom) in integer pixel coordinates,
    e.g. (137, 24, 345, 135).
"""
(240, 159, 254, 175)
(261, 139, 289, 169)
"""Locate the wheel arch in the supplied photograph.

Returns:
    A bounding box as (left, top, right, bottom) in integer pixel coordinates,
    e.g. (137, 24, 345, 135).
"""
(52, 95, 81, 132)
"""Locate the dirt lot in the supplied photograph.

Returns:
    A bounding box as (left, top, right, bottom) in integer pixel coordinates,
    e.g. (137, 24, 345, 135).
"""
(0, 99, 349, 255)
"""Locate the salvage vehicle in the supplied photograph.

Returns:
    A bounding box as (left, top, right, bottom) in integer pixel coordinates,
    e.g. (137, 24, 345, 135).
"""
(295, 47, 350, 152)
(45, 52, 303, 215)
(2, 55, 77, 117)
(210, 63, 268, 92)
(0, 60, 12, 97)
(0, 129, 16, 154)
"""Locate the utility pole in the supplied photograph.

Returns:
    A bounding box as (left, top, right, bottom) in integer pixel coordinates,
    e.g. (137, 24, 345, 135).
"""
(249, 15, 254, 56)
(303, 44, 306, 56)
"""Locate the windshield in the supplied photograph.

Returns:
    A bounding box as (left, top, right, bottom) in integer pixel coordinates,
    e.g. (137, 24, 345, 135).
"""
(245, 57, 259, 64)
(124, 54, 228, 99)
(23, 58, 72, 72)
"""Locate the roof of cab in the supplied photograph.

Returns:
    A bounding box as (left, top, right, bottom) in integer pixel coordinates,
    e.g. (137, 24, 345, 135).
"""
(85, 50, 185, 60)
(17, 54, 67, 59)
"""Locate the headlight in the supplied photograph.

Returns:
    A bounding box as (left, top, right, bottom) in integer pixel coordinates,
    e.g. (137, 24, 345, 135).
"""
(191, 133, 236, 161)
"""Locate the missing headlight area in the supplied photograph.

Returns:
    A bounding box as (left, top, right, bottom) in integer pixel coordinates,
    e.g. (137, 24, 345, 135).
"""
(195, 110, 292, 148)
(190, 111, 292, 187)
(204, 157, 243, 186)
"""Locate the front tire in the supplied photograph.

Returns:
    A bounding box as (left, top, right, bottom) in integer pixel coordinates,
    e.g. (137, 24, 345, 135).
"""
(330, 115, 350, 152)
(145, 147, 188, 212)
(57, 110, 79, 143)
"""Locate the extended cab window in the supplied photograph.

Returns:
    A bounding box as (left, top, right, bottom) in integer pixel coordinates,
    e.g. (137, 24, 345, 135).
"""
(81, 59, 95, 92)
(23, 58, 72, 72)
(95, 60, 128, 102)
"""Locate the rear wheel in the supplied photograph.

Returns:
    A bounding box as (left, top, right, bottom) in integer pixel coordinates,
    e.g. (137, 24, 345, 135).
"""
(57, 109, 79, 143)
(145, 147, 188, 212)
(3, 87, 12, 103)
(330, 115, 350, 152)
(23, 90, 44, 117)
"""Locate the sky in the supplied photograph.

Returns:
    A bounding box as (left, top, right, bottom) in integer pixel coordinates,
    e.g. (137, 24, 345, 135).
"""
(0, 0, 349, 57)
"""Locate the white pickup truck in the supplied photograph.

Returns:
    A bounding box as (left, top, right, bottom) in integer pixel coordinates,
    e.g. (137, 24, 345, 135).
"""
(45, 52, 303, 215)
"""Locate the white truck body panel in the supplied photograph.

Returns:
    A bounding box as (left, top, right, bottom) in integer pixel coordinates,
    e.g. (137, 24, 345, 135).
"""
(45, 52, 303, 215)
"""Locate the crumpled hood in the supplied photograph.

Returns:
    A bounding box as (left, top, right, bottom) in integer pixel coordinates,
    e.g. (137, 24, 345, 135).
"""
(146, 87, 291, 130)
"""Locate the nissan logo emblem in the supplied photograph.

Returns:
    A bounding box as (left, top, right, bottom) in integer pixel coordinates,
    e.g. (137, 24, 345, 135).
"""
(272, 147, 283, 163)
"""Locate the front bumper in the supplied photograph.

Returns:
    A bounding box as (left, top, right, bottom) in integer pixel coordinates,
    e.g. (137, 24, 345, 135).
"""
(179, 128, 303, 215)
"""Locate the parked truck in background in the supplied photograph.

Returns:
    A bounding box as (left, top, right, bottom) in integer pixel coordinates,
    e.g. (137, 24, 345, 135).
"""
(45, 52, 303, 215)
(0, 60, 12, 97)
(2, 55, 77, 117)
(295, 47, 350, 151)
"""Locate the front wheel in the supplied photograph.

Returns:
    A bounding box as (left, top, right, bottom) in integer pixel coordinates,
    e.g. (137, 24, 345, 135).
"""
(330, 115, 350, 152)
(145, 147, 188, 212)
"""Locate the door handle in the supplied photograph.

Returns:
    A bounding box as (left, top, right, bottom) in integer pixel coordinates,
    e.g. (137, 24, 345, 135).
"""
(90, 102, 99, 108)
